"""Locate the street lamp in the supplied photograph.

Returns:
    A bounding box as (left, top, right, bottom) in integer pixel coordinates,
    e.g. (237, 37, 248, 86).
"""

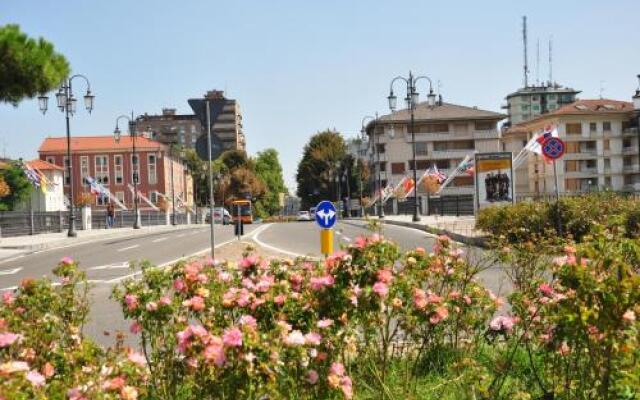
(38, 74, 95, 237)
(362, 113, 385, 218)
(388, 71, 437, 222)
(168, 146, 183, 226)
(114, 112, 141, 229)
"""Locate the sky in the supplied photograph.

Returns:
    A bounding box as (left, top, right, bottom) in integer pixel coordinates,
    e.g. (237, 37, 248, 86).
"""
(1, 0, 639, 192)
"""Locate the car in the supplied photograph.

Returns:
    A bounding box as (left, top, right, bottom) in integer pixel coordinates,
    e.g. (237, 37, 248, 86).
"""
(205, 207, 232, 225)
(296, 210, 312, 221)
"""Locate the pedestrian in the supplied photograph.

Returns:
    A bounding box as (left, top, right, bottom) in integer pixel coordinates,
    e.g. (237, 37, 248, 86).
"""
(106, 202, 115, 228)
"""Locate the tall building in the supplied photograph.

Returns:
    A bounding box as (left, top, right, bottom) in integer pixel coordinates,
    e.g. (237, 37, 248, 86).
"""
(503, 83, 580, 127)
(135, 90, 246, 154)
(503, 99, 639, 195)
(365, 102, 505, 196)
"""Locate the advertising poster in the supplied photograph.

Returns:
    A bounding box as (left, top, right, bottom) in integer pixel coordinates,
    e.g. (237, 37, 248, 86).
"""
(474, 152, 514, 211)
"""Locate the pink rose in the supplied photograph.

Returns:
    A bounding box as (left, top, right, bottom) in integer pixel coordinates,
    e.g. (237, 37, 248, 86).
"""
(159, 296, 171, 306)
(376, 269, 393, 284)
(306, 369, 319, 384)
(372, 282, 389, 298)
(60, 256, 74, 265)
(317, 319, 334, 329)
(203, 337, 226, 366)
(222, 327, 243, 347)
(145, 301, 158, 311)
(0, 332, 20, 347)
(304, 332, 322, 346)
(26, 370, 45, 387)
(429, 306, 449, 324)
(2, 291, 14, 305)
(124, 294, 139, 311)
(129, 322, 142, 334)
(239, 315, 257, 330)
(173, 279, 186, 292)
(413, 288, 427, 309)
(127, 350, 147, 367)
(284, 330, 306, 346)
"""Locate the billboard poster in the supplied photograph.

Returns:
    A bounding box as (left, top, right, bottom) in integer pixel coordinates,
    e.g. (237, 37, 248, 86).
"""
(474, 152, 514, 211)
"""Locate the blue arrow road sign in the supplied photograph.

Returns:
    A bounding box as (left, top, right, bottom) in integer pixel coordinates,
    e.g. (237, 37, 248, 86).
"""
(315, 200, 337, 229)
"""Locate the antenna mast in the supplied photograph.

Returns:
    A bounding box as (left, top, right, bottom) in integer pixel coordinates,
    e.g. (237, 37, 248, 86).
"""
(522, 16, 529, 88)
(548, 37, 553, 84)
(536, 39, 540, 86)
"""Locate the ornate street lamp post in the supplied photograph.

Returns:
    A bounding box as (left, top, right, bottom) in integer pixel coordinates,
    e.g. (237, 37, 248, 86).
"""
(388, 71, 437, 222)
(38, 75, 95, 237)
(114, 112, 141, 229)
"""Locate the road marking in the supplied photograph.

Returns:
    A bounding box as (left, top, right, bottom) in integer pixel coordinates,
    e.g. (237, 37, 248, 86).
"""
(335, 230, 352, 242)
(176, 233, 186, 238)
(0, 267, 23, 275)
(152, 237, 168, 243)
(117, 245, 140, 252)
(252, 224, 319, 260)
(88, 262, 129, 271)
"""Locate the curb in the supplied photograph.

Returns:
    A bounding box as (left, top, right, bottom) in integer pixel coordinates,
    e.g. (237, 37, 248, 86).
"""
(0, 224, 209, 252)
(380, 219, 489, 248)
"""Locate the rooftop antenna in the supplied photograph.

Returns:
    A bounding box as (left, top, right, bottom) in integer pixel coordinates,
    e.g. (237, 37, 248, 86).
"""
(548, 36, 553, 84)
(599, 80, 605, 99)
(536, 38, 540, 86)
(522, 16, 529, 88)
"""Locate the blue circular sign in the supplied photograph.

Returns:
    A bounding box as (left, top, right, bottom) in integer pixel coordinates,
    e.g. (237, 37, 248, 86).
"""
(542, 137, 565, 160)
(315, 200, 337, 229)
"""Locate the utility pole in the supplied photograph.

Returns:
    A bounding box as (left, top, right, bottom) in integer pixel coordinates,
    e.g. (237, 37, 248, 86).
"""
(206, 100, 216, 259)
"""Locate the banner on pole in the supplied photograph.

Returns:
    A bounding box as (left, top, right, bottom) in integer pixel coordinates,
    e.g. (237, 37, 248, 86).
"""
(474, 152, 515, 211)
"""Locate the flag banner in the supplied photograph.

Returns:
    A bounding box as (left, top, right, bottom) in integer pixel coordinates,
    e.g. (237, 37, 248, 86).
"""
(86, 176, 128, 210)
(474, 152, 515, 211)
(523, 124, 558, 163)
(21, 163, 41, 189)
(127, 184, 159, 211)
(436, 154, 474, 194)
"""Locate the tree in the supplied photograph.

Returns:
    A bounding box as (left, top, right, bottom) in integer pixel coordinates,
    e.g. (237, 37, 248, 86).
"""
(221, 166, 266, 204)
(0, 162, 32, 211)
(0, 24, 70, 105)
(254, 149, 287, 218)
(220, 150, 250, 171)
(296, 130, 346, 209)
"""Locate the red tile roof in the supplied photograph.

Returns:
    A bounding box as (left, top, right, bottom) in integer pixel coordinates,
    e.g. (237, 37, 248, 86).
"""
(38, 136, 166, 153)
(26, 159, 64, 171)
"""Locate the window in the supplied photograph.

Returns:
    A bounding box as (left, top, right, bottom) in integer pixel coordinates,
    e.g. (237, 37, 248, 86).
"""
(623, 138, 632, 148)
(605, 176, 612, 187)
(603, 121, 611, 131)
(590, 122, 597, 132)
(521, 105, 530, 111)
(179, 134, 185, 144)
(532, 105, 540, 111)
(565, 161, 578, 172)
(433, 142, 448, 151)
(408, 160, 430, 170)
(46, 156, 55, 165)
(80, 156, 89, 186)
(604, 139, 610, 150)
(63, 157, 70, 185)
(435, 160, 449, 169)
(131, 154, 140, 184)
(114, 155, 123, 184)
(150, 191, 159, 204)
(391, 162, 405, 174)
(415, 142, 428, 155)
(376, 143, 386, 154)
(379, 162, 387, 172)
(190, 124, 197, 134)
(623, 156, 633, 166)
(95, 155, 109, 185)
(148, 154, 157, 184)
(565, 179, 578, 191)
(604, 158, 611, 169)
(115, 191, 125, 204)
(474, 121, 494, 131)
(531, 96, 539, 101)
(418, 123, 449, 133)
(566, 123, 582, 135)
(191, 136, 197, 145)
(547, 94, 556, 100)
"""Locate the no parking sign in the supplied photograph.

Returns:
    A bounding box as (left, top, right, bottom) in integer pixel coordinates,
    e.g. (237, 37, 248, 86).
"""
(542, 137, 566, 160)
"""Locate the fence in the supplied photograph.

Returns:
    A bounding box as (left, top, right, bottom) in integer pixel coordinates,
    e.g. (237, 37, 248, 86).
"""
(363, 194, 474, 217)
(0, 208, 192, 238)
(516, 190, 640, 203)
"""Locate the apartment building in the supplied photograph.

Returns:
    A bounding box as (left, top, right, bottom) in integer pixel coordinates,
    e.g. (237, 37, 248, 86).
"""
(38, 136, 193, 209)
(502, 83, 580, 128)
(503, 99, 639, 194)
(364, 102, 505, 195)
(135, 90, 246, 154)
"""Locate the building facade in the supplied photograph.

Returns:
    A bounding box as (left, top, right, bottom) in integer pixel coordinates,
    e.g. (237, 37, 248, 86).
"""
(503, 83, 580, 128)
(23, 159, 65, 212)
(365, 102, 505, 195)
(503, 99, 640, 195)
(135, 90, 246, 153)
(38, 136, 193, 209)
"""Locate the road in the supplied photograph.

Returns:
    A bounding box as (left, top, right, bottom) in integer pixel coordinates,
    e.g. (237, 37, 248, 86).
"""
(0, 220, 509, 345)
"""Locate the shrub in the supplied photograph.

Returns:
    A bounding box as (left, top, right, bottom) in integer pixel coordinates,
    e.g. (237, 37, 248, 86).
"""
(625, 208, 640, 238)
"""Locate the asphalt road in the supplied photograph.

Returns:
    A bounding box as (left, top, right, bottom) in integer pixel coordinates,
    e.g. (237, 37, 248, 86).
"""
(0, 220, 509, 345)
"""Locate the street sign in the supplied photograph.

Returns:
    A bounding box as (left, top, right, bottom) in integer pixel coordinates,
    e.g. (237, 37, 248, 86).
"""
(542, 137, 566, 160)
(315, 200, 337, 229)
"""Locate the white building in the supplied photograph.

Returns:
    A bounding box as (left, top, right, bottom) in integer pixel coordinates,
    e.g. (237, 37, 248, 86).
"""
(364, 102, 505, 195)
(503, 99, 640, 195)
(24, 159, 66, 211)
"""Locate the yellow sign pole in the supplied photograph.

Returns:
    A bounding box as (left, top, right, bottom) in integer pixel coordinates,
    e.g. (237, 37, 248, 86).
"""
(320, 228, 333, 256)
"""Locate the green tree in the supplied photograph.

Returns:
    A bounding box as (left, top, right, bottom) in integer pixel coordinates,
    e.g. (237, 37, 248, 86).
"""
(0, 162, 32, 211)
(254, 149, 287, 218)
(296, 130, 346, 209)
(0, 24, 70, 105)
(220, 149, 250, 170)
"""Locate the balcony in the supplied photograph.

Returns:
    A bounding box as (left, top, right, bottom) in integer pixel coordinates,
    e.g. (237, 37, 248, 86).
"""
(623, 127, 639, 136)
(623, 164, 640, 173)
(472, 130, 500, 140)
(431, 149, 475, 158)
(622, 147, 638, 155)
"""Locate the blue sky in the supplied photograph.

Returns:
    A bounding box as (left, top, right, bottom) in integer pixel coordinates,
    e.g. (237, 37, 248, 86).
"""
(1, 0, 639, 191)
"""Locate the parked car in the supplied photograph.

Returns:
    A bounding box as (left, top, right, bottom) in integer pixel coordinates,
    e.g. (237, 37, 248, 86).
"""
(205, 207, 232, 224)
(297, 210, 312, 221)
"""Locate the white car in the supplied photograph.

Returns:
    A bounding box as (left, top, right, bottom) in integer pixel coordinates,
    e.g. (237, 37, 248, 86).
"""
(296, 211, 312, 221)
(205, 207, 232, 224)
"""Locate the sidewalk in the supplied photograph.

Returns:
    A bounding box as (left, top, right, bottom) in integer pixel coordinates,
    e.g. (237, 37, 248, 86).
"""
(0, 223, 208, 258)
(378, 214, 489, 247)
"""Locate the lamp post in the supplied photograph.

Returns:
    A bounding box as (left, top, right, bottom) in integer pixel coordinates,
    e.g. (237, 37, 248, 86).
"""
(633, 75, 640, 172)
(388, 71, 437, 222)
(362, 114, 385, 218)
(38, 75, 95, 237)
(344, 167, 351, 218)
(168, 145, 181, 226)
(114, 112, 141, 229)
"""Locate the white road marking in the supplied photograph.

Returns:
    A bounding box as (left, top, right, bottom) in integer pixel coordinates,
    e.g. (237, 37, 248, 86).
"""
(176, 233, 186, 238)
(88, 262, 129, 271)
(0, 267, 23, 275)
(152, 237, 168, 243)
(117, 244, 139, 252)
(252, 224, 319, 260)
